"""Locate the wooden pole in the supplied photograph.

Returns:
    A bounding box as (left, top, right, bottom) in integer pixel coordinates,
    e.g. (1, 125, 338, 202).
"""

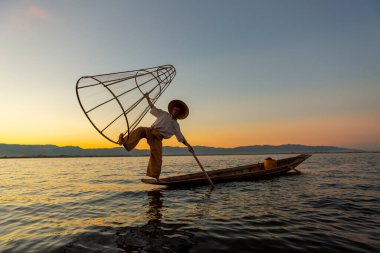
(190, 150, 215, 188)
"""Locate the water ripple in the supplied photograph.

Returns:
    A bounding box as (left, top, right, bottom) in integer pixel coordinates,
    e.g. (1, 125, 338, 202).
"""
(0, 154, 379, 252)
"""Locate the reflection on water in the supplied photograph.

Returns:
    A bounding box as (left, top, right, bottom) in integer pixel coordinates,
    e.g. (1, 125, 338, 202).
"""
(0, 154, 379, 253)
(146, 190, 163, 223)
(65, 189, 200, 253)
(114, 190, 199, 252)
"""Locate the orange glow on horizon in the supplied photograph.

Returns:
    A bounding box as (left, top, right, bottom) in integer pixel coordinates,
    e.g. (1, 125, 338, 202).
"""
(2, 112, 379, 150)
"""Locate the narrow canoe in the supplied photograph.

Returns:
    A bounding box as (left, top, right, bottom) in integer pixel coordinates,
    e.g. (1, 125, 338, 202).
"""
(141, 154, 311, 188)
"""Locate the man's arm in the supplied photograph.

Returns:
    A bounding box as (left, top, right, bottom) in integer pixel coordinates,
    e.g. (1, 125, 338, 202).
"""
(182, 139, 194, 153)
(173, 123, 193, 152)
(144, 93, 154, 108)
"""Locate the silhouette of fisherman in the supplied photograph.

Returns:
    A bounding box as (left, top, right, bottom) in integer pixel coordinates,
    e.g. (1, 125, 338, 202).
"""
(118, 93, 193, 181)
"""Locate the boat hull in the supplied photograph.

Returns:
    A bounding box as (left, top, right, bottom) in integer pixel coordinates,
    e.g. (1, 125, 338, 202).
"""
(141, 154, 311, 188)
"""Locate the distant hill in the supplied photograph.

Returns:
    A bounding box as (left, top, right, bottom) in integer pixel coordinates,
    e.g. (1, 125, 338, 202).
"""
(0, 143, 364, 158)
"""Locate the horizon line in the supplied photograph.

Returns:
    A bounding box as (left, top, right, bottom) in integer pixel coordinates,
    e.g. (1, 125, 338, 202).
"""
(0, 142, 372, 151)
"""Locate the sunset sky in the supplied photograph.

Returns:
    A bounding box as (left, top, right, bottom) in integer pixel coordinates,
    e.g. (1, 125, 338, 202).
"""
(1, 0, 379, 150)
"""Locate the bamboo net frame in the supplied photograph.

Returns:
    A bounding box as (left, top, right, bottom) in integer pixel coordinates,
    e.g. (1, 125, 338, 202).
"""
(76, 65, 176, 144)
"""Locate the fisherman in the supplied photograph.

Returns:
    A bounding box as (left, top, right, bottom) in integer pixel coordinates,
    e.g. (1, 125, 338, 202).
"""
(117, 93, 193, 181)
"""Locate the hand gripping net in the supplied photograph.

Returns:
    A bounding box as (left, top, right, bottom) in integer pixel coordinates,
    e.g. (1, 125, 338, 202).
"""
(76, 65, 176, 144)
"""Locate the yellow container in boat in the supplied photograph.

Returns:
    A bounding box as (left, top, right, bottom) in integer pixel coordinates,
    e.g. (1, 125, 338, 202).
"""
(264, 157, 277, 170)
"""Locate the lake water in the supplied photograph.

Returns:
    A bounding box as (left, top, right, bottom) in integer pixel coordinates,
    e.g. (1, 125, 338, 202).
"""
(0, 153, 379, 252)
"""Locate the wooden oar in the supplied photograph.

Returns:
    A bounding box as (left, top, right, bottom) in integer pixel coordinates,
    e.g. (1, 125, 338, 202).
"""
(190, 150, 215, 188)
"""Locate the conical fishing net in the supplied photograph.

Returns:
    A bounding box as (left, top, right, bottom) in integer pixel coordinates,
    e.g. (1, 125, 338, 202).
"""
(76, 65, 176, 144)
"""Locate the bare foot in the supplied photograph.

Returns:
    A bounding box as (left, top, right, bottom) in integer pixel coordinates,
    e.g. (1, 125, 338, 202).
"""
(117, 133, 125, 145)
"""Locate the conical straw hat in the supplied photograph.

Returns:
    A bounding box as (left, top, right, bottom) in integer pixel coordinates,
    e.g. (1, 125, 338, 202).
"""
(168, 100, 189, 120)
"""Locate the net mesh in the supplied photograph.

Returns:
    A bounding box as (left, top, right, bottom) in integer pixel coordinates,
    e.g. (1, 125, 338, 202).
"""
(76, 65, 176, 144)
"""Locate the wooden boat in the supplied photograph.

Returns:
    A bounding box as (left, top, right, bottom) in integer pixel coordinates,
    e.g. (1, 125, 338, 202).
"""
(141, 154, 311, 188)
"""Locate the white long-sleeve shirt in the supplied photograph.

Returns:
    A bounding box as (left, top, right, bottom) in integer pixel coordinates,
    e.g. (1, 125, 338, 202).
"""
(150, 106, 185, 142)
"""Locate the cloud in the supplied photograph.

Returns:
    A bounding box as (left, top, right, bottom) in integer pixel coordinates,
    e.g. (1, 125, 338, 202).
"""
(26, 5, 53, 22)
(6, 4, 55, 32)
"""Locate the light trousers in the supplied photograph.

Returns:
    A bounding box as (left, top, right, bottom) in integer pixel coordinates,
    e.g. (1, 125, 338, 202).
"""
(123, 127, 163, 179)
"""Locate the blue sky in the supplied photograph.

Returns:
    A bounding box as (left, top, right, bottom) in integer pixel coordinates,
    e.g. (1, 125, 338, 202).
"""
(1, 0, 379, 150)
